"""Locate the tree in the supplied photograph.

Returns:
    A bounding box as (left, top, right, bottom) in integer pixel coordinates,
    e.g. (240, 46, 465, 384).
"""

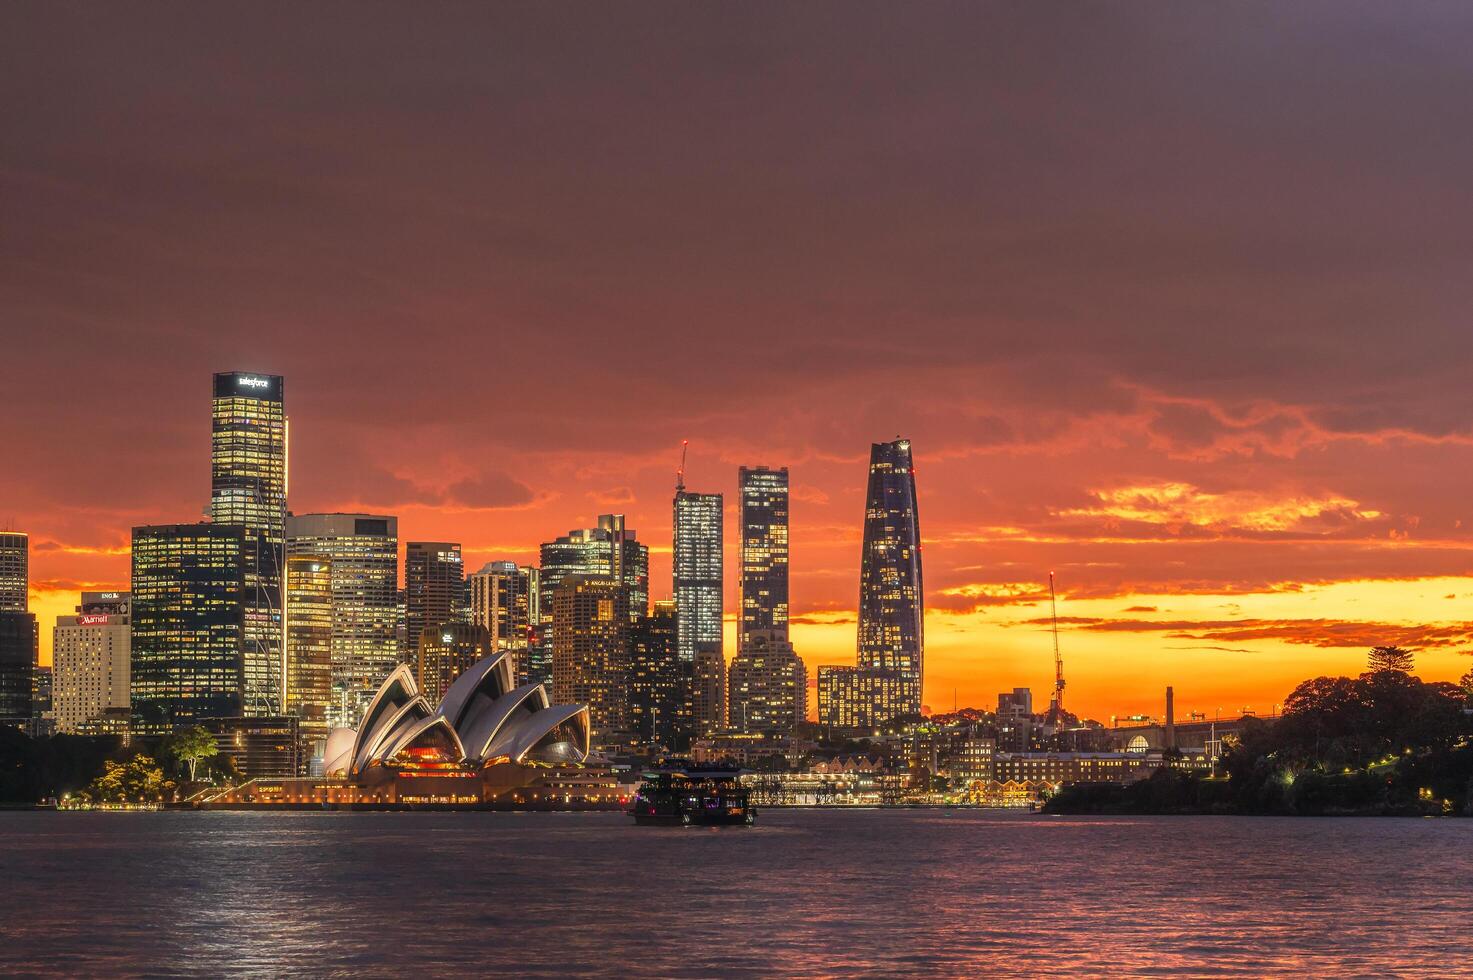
(1366, 646, 1414, 673)
(166, 725, 219, 782)
(1460, 667, 1473, 699)
(82, 755, 173, 804)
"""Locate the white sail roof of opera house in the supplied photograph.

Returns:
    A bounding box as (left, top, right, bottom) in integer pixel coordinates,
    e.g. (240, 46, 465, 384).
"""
(323, 654, 590, 778)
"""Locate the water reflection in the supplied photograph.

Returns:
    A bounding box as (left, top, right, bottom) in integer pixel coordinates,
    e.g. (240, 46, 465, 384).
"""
(0, 810, 1466, 976)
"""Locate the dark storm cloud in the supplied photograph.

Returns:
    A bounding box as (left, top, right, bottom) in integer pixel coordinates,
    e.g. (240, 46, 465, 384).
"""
(5, 2, 1473, 440)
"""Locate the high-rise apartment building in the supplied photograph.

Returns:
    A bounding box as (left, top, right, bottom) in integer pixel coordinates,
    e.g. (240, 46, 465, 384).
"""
(405, 542, 463, 656)
(538, 515, 648, 689)
(728, 631, 806, 734)
(673, 485, 723, 733)
(284, 514, 400, 729)
(130, 523, 246, 732)
(284, 555, 333, 752)
(738, 467, 789, 651)
(629, 601, 693, 749)
(210, 372, 287, 716)
(856, 438, 924, 719)
(0, 532, 27, 612)
(550, 576, 629, 738)
(52, 592, 130, 733)
(415, 622, 493, 705)
(468, 561, 539, 685)
(816, 665, 912, 736)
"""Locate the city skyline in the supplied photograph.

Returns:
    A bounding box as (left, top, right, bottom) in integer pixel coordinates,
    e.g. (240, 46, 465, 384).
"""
(8, 6, 1473, 723)
(13, 362, 1472, 724)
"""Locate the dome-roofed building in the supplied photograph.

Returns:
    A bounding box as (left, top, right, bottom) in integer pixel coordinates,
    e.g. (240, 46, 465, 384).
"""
(208, 652, 607, 809)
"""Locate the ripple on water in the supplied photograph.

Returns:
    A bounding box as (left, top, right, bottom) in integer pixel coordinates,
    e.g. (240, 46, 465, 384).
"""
(0, 809, 1468, 977)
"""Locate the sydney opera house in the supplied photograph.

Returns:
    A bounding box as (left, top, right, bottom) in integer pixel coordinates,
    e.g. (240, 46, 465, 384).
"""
(207, 652, 620, 808)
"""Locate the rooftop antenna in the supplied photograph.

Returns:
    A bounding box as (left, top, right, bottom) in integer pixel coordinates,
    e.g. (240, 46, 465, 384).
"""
(1048, 571, 1066, 724)
(676, 439, 689, 492)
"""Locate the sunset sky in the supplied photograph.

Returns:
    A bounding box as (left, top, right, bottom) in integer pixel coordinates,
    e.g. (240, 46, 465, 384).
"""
(5, 4, 1473, 722)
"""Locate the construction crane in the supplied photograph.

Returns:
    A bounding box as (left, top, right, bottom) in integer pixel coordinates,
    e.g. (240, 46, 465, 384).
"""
(1047, 571, 1066, 724)
(675, 439, 689, 492)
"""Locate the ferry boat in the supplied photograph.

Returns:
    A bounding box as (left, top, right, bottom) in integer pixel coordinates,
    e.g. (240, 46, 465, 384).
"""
(630, 762, 755, 826)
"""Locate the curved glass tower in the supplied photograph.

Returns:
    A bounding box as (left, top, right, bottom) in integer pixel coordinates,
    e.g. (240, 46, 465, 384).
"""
(856, 438, 923, 717)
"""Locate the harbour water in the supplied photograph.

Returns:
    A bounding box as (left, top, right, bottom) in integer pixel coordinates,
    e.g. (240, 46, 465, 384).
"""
(1, 809, 1467, 976)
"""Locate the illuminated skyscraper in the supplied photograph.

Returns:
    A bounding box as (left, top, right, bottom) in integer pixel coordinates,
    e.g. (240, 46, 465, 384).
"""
(0, 532, 27, 613)
(673, 484, 723, 733)
(52, 592, 130, 734)
(285, 514, 399, 729)
(468, 561, 539, 685)
(130, 523, 247, 732)
(738, 467, 789, 651)
(728, 631, 806, 734)
(537, 515, 648, 690)
(210, 372, 286, 716)
(550, 576, 629, 738)
(856, 438, 924, 719)
(284, 555, 333, 753)
(415, 622, 493, 705)
(404, 542, 463, 659)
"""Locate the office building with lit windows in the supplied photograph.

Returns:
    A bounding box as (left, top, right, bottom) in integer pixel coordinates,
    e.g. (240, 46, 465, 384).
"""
(550, 576, 629, 738)
(856, 438, 924, 719)
(629, 601, 694, 749)
(405, 542, 464, 658)
(738, 466, 789, 651)
(284, 555, 333, 753)
(538, 515, 648, 690)
(52, 592, 131, 734)
(673, 487, 723, 733)
(285, 513, 400, 729)
(130, 523, 247, 733)
(728, 631, 806, 734)
(0, 532, 27, 612)
(468, 561, 539, 686)
(415, 622, 493, 705)
(211, 371, 287, 716)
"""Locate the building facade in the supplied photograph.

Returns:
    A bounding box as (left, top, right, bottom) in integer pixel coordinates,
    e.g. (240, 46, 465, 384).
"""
(210, 372, 287, 717)
(416, 622, 494, 705)
(540, 515, 648, 621)
(728, 631, 806, 735)
(550, 577, 630, 739)
(817, 666, 913, 736)
(538, 515, 648, 690)
(207, 716, 300, 780)
(404, 542, 464, 653)
(52, 592, 131, 734)
(629, 601, 694, 749)
(673, 488, 723, 662)
(284, 514, 400, 730)
(0, 531, 26, 612)
(130, 523, 246, 733)
(673, 487, 723, 733)
(468, 561, 539, 686)
(738, 466, 789, 651)
(284, 555, 333, 753)
(856, 438, 924, 720)
(0, 611, 35, 728)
